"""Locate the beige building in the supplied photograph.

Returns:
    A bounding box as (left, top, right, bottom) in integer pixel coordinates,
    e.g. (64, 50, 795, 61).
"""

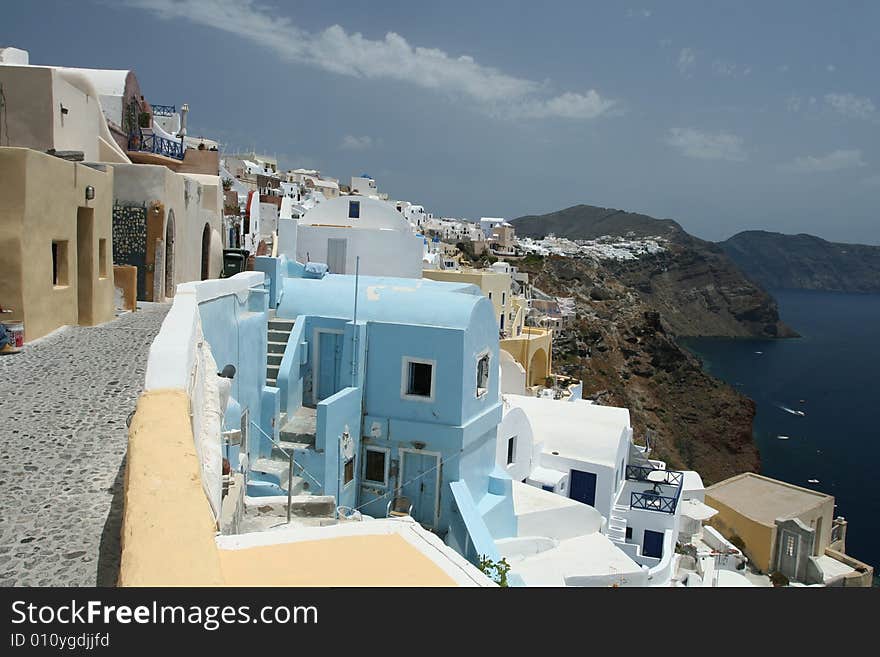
(706, 472, 873, 586)
(0, 148, 115, 341)
(423, 264, 552, 386)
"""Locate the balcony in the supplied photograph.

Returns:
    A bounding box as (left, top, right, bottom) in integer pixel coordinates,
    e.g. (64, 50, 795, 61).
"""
(623, 465, 684, 515)
(128, 129, 185, 161)
(151, 104, 176, 117)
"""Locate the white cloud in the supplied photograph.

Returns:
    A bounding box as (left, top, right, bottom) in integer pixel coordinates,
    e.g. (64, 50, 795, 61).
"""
(339, 135, 374, 151)
(678, 48, 696, 77)
(122, 0, 615, 121)
(659, 38, 673, 48)
(826, 64, 836, 73)
(665, 128, 747, 161)
(506, 91, 618, 120)
(626, 8, 652, 18)
(781, 149, 867, 173)
(777, 64, 790, 73)
(824, 93, 876, 119)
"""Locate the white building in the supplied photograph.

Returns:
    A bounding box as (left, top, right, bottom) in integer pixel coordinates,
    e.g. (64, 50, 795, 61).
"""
(296, 196, 424, 278)
(351, 174, 378, 197)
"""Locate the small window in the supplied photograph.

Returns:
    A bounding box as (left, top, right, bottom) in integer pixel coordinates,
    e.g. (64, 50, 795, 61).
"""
(502, 292, 506, 305)
(99, 239, 108, 278)
(348, 200, 360, 219)
(506, 436, 516, 465)
(476, 353, 490, 397)
(52, 241, 69, 286)
(343, 457, 354, 485)
(488, 291, 493, 300)
(404, 359, 433, 399)
(626, 527, 633, 540)
(364, 448, 387, 485)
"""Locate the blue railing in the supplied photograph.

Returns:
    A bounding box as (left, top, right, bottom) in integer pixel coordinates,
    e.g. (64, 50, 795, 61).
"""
(128, 130, 185, 160)
(151, 104, 176, 117)
(630, 491, 677, 514)
(626, 465, 683, 487)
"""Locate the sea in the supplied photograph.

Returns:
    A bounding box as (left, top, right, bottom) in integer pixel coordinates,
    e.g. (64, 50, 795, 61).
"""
(680, 289, 880, 582)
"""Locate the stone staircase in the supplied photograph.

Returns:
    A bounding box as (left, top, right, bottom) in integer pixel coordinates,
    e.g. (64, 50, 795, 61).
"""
(607, 503, 629, 543)
(251, 457, 305, 496)
(266, 317, 296, 387)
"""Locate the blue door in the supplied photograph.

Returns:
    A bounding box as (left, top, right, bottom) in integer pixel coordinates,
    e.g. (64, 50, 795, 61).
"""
(401, 451, 439, 528)
(569, 470, 597, 507)
(643, 529, 664, 559)
(316, 331, 342, 402)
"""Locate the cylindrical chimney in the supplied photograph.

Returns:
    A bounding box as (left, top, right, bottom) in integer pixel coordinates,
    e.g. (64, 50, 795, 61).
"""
(179, 103, 189, 137)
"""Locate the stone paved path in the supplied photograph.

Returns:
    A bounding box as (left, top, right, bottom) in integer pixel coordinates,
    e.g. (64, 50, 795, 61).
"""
(0, 304, 169, 586)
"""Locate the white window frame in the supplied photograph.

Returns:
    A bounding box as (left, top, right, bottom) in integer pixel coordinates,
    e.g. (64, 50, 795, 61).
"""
(362, 445, 390, 486)
(476, 349, 490, 398)
(401, 357, 436, 403)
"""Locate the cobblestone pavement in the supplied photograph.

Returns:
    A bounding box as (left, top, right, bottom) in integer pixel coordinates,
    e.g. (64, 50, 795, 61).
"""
(0, 304, 169, 586)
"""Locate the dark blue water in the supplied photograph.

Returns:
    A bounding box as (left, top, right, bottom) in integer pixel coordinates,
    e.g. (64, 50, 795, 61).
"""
(681, 289, 880, 576)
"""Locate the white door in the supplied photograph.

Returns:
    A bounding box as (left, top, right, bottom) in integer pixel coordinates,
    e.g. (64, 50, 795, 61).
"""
(327, 238, 347, 274)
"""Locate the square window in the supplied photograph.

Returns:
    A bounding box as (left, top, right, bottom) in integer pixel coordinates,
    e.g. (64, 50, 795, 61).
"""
(348, 200, 360, 219)
(344, 457, 354, 485)
(477, 353, 490, 397)
(364, 449, 387, 484)
(506, 436, 516, 465)
(52, 240, 69, 286)
(405, 360, 433, 398)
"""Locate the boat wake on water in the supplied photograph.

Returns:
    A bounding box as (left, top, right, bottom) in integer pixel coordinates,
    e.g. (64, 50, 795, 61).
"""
(778, 404, 806, 417)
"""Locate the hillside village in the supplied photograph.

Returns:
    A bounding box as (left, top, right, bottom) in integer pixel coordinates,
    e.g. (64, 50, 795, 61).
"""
(0, 45, 873, 588)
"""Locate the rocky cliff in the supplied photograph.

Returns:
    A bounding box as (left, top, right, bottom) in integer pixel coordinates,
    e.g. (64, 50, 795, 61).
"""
(517, 254, 760, 483)
(720, 230, 880, 293)
(514, 205, 796, 338)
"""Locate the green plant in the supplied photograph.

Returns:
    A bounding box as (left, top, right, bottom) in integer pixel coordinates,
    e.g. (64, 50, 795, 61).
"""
(222, 177, 234, 191)
(728, 533, 747, 552)
(769, 571, 789, 587)
(478, 555, 511, 587)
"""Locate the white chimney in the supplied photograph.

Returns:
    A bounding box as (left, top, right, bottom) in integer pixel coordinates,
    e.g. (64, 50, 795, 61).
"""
(178, 103, 189, 137)
(0, 47, 29, 65)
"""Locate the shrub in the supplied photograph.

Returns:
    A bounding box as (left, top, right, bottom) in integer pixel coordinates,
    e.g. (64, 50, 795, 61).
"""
(769, 571, 789, 587)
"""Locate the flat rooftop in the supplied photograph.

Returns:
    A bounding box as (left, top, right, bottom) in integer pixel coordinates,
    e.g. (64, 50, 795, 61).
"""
(216, 520, 491, 587)
(705, 473, 832, 526)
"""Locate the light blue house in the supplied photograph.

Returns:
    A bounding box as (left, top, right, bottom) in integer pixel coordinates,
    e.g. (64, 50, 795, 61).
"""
(264, 266, 507, 539)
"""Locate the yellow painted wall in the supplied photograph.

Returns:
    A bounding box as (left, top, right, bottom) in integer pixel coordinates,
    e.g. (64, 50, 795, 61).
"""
(500, 327, 553, 387)
(119, 389, 224, 586)
(0, 148, 115, 341)
(423, 268, 512, 333)
(704, 494, 776, 572)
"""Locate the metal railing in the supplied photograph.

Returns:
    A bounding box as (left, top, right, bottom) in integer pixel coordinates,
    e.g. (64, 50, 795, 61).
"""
(151, 104, 176, 117)
(625, 465, 683, 487)
(249, 420, 322, 523)
(128, 130, 185, 160)
(630, 491, 678, 514)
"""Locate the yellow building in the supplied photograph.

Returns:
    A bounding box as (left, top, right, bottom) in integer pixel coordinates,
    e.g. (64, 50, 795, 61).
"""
(0, 148, 115, 341)
(499, 327, 553, 388)
(705, 472, 873, 585)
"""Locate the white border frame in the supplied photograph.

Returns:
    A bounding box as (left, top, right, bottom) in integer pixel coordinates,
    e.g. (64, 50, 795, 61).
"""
(400, 356, 436, 403)
(398, 447, 442, 529)
(362, 445, 391, 486)
(312, 327, 345, 405)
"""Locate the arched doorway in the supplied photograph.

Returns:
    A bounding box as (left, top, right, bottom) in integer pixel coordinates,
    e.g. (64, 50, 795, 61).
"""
(164, 210, 175, 298)
(200, 223, 211, 280)
(528, 348, 548, 387)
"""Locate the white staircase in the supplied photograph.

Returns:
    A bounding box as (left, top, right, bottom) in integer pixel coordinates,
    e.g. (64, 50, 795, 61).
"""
(266, 318, 295, 387)
(251, 457, 305, 496)
(607, 504, 630, 543)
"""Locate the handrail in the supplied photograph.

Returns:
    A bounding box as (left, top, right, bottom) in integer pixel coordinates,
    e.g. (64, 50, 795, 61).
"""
(128, 129, 185, 160)
(630, 491, 677, 514)
(151, 104, 176, 117)
(625, 464, 683, 487)
(248, 419, 322, 522)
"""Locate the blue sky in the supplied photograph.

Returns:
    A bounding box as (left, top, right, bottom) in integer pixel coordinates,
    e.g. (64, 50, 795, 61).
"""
(4, 1, 879, 243)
